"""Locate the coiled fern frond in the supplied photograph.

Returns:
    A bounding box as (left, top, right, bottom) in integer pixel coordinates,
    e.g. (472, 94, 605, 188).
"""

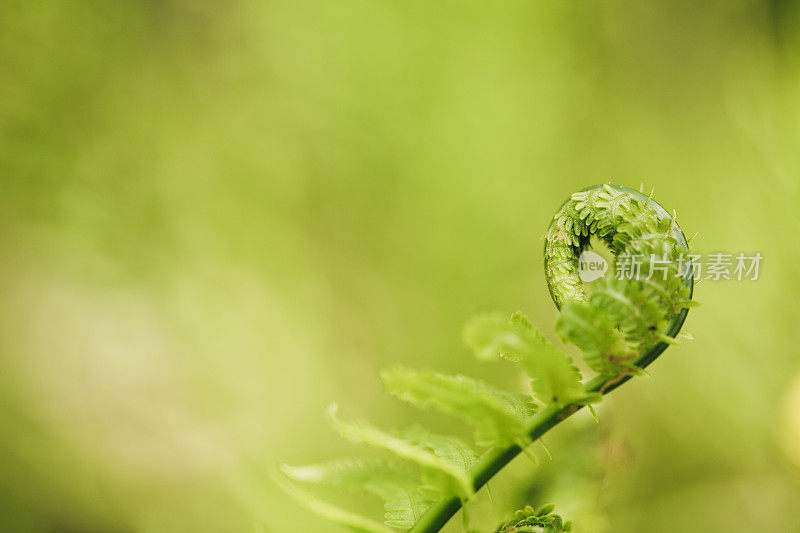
(274, 184, 695, 532)
(495, 504, 572, 533)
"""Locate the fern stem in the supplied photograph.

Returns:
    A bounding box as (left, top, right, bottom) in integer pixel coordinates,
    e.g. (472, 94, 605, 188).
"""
(408, 404, 569, 533)
(408, 311, 687, 533)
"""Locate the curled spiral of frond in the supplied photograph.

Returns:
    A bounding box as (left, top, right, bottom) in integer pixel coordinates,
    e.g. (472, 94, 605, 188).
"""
(544, 184, 690, 308)
(546, 184, 694, 374)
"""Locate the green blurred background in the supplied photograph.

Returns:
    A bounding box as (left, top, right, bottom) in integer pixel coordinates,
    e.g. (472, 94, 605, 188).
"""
(2, 1, 800, 531)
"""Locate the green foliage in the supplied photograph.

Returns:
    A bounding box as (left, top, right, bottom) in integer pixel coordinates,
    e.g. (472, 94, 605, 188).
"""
(381, 367, 537, 446)
(272, 466, 395, 533)
(495, 504, 573, 533)
(464, 312, 598, 407)
(555, 300, 638, 374)
(326, 404, 475, 500)
(275, 185, 695, 533)
(546, 185, 694, 375)
(280, 459, 434, 529)
(399, 426, 479, 474)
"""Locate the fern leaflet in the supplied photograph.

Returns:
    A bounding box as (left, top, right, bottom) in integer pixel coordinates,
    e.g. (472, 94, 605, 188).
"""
(381, 367, 537, 447)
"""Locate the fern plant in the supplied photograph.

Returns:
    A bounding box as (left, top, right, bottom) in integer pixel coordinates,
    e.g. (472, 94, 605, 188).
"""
(495, 504, 572, 533)
(275, 184, 695, 532)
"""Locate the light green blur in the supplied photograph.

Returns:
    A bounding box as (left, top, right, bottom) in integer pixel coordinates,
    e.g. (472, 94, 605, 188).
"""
(2, 1, 800, 532)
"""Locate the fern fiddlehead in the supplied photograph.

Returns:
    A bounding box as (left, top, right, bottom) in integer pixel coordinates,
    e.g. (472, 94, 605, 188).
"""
(276, 184, 695, 533)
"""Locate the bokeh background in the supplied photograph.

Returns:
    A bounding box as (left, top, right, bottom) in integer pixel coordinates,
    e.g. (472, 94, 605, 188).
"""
(3, 1, 800, 532)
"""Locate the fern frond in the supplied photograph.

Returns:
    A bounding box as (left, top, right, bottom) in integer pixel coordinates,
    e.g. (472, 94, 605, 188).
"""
(589, 277, 670, 351)
(277, 184, 696, 533)
(399, 425, 478, 473)
(281, 459, 433, 529)
(464, 312, 596, 407)
(555, 299, 638, 374)
(495, 504, 573, 533)
(272, 465, 394, 533)
(326, 404, 474, 499)
(381, 367, 537, 447)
